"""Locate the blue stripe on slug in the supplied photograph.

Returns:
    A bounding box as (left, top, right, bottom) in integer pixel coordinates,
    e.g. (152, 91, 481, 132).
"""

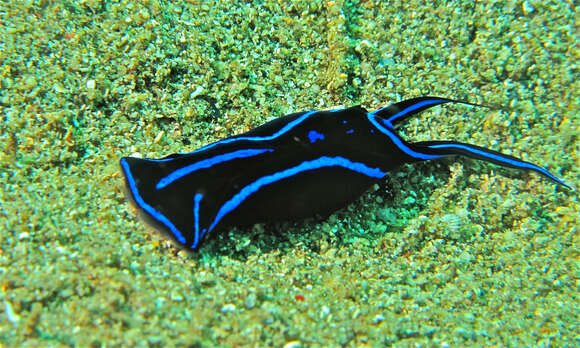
(367, 113, 442, 160)
(370, 98, 449, 129)
(146, 111, 318, 161)
(193, 110, 318, 153)
(427, 143, 572, 189)
(192, 193, 203, 249)
(385, 98, 448, 125)
(206, 156, 388, 234)
(120, 158, 187, 245)
(156, 148, 274, 190)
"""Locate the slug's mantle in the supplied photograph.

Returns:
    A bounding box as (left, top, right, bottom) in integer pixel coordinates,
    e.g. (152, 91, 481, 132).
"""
(120, 96, 571, 250)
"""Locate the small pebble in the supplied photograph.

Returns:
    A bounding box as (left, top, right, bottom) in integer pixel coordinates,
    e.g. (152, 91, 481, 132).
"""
(245, 293, 256, 309)
(221, 303, 236, 312)
(373, 314, 385, 324)
(4, 301, 20, 324)
(283, 341, 302, 348)
(320, 305, 330, 317)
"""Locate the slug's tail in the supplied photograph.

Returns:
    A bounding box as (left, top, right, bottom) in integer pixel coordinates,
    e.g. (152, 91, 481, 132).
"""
(370, 96, 489, 129)
(411, 140, 572, 190)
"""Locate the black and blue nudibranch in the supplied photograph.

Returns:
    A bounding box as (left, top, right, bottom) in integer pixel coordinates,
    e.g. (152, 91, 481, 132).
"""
(120, 96, 570, 250)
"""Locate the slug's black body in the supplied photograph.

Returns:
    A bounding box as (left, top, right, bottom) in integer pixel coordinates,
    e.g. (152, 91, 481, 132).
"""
(120, 97, 570, 250)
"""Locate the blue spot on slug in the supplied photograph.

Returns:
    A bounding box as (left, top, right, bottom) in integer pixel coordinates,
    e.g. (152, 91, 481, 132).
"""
(308, 130, 325, 143)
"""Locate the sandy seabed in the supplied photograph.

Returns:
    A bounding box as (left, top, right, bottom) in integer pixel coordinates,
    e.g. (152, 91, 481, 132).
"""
(0, 1, 578, 346)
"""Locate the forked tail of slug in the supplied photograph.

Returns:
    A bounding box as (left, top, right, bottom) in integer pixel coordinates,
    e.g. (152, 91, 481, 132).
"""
(370, 96, 490, 129)
(411, 140, 572, 190)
